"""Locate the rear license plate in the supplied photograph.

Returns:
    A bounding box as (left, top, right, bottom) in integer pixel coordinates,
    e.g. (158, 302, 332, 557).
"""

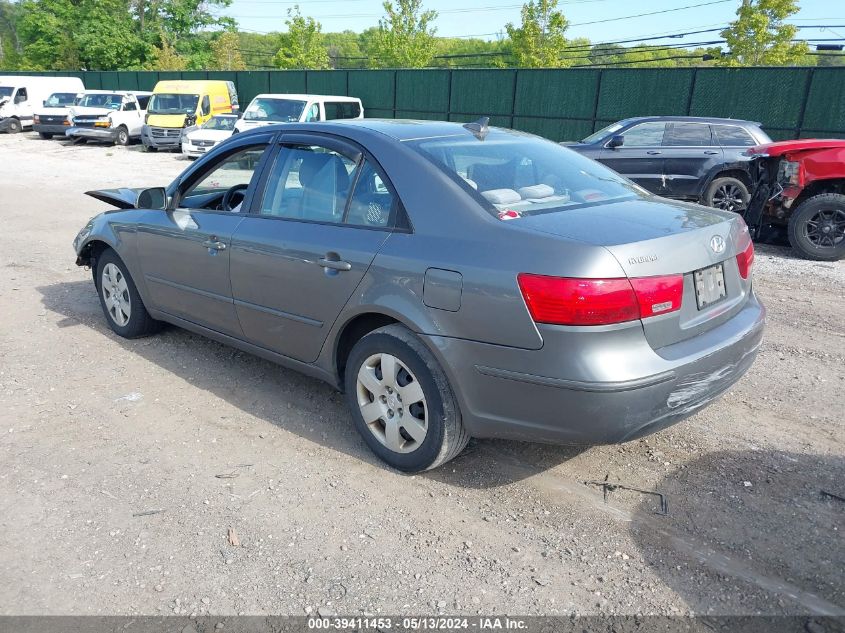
(694, 263, 727, 310)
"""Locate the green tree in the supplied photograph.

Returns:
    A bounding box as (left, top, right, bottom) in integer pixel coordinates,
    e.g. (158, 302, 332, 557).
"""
(505, 0, 570, 68)
(211, 30, 246, 70)
(274, 5, 329, 70)
(719, 0, 807, 66)
(145, 34, 188, 70)
(0, 0, 22, 68)
(368, 0, 438, 68)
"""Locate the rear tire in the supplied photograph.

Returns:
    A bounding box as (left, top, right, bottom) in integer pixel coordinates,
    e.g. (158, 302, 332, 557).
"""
(787, 193, 845, 261)
(38, 132, 53, 140)
(344, 324, 469, 472)
(95, 249, 162, 338)
(704, 177, 750, 213)
(6, 118, 21, 134)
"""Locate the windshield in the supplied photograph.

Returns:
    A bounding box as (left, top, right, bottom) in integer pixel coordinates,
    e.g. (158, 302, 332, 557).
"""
(408, 130, 642, 218)
(45, 92, 78, 107)
(580, 121, 626, 144)
(78, 93, 123, 109)
(244, 98, 306, 122)
(0, 86, 13, 98)
(203, 116, 237, 131)
(148, 93, 199, 115)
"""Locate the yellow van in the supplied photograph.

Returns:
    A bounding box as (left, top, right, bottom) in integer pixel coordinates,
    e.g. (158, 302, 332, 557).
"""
(142, 80, 238, 151)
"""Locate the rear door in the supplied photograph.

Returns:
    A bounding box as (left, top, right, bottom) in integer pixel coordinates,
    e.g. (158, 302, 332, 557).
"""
(229, 134, 397, 362)
(597, 121, 668, 194)
(661, 122, 722, 199)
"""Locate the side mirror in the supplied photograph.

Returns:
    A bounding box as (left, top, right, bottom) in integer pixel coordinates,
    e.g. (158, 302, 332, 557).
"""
(136, 187, 167, 210)
(607, 134, 624, 149)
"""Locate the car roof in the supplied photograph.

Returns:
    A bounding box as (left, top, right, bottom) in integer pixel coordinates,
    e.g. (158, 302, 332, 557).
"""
(250, 93, 362, 102)
(232, 118, 514, 144)
(616, 116, 762, 127)
(81, 90, 152, 96)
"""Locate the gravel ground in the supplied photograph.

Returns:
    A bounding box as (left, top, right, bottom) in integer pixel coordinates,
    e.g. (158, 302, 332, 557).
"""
(0, 133, 842, 618)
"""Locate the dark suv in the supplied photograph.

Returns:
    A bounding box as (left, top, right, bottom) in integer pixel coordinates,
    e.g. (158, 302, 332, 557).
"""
(567, 116, 772, 212)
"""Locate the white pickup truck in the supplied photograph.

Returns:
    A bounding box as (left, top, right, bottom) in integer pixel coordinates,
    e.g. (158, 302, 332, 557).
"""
(65, 90, 152, 145)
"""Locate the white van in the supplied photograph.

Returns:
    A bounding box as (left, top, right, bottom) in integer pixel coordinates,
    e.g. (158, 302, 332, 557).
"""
(66, 90, 152, 146)
(0, 76, 85, 133)
(234, 94, 363, 133)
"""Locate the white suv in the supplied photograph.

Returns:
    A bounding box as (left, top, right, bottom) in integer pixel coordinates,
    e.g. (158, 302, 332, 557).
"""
(233, 94, 363, 133)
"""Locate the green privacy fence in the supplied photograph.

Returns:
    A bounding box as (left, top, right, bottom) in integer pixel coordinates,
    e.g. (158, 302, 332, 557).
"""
(5, 66, 845, 141)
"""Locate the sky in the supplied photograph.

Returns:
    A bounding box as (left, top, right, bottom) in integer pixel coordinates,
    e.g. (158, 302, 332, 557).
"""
(221, 0, 845, 47)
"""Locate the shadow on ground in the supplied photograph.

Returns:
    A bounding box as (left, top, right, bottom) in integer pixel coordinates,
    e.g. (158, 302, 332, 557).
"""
(630, 449, 845, 615)
(38, 279, 585, 487)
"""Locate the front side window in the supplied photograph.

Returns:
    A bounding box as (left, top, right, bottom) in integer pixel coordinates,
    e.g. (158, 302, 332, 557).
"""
(304, 103, 320, 122)
(244, 98, 306, 123)
(15, 87, 27, 103)
(201, 95, 211, 116)
(713, 124, 756, 147)
(148, 93, 199, 115)
(260, 145, 357, 222)
(181, 145, 267, 211)
(409, 130, 643, 218)
(665, 122, 712, 146)
(619, 122, 666, 147)
(123, 101, 137, 112)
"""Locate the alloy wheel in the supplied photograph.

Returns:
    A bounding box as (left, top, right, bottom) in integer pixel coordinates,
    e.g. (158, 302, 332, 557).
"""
(712, 183, 746, 212)
(101, 263, 131, 327)
(356, 353, 428, 454)
(803, 208, 845, 249)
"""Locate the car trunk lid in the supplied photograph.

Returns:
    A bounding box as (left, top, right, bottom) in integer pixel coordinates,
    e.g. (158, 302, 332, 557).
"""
(516, 196, 753, 350)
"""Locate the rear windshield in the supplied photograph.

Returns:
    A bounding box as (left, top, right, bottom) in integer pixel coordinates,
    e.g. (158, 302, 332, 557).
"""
(408, 130, 643, 218)
(244, 98, 306, 122)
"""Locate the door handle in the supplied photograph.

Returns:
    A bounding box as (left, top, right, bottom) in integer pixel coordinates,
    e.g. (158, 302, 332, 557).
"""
(646, 150, 662, 155)
(704, 150, 719, 155)
(202, 238, 227, 251)
(318, 255, 352, 272)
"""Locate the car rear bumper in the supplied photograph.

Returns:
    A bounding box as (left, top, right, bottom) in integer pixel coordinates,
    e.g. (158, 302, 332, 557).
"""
(33, 123, 69, 135)
(66, 127, 119, 142)
(424, 291, 765, 445)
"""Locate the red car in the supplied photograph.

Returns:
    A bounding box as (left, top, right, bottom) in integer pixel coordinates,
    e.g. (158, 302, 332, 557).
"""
(744, 139, 845, 261)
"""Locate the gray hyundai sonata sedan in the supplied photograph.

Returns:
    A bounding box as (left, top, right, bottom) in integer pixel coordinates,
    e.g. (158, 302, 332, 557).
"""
(73, 119, 765, 472)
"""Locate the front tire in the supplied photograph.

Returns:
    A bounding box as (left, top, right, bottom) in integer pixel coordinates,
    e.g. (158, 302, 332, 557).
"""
(95, 249, 161, 338)
(38, 132, 53, 140)
(787, 193, 845, 261)
(704, 177, 750, 213)
(344, 324, 469, 472)
(115, 126, 129, 146)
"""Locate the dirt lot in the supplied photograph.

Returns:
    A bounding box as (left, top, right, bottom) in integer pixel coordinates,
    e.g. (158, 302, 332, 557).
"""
(0, 133, 842, 619)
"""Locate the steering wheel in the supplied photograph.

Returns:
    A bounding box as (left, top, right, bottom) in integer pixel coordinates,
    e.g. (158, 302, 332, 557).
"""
(222, 183, 249, 212)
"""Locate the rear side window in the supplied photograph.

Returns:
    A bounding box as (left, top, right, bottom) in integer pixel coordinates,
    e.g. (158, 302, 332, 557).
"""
(324, 101, 361, 120)
(665, 123, 713, 146)
(260, 145, 357, 222)
(619, 122, 666, 147)
(712, 124, 756, 147)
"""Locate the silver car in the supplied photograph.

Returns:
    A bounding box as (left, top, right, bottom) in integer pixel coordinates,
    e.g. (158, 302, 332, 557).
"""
(74, 120, 765, 472)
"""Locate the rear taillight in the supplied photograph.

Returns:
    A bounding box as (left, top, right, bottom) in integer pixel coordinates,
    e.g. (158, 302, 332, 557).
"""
(736, 241, 754, 279)
(517, 273, 684, 326)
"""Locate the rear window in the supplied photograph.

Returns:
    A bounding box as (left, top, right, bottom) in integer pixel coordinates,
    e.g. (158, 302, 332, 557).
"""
(408, 130, 643, 218)
(712, 124, 756, 147)
(324, 101, 361, 120)
(665, 123, 713, 146)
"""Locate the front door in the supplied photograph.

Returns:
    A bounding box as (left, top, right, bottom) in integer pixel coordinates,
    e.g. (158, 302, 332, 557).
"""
(230, 136, 397, 363)
(136, 140, 272, 337)
(661, 122, 722, 199)
(598, 121, 668, 195)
